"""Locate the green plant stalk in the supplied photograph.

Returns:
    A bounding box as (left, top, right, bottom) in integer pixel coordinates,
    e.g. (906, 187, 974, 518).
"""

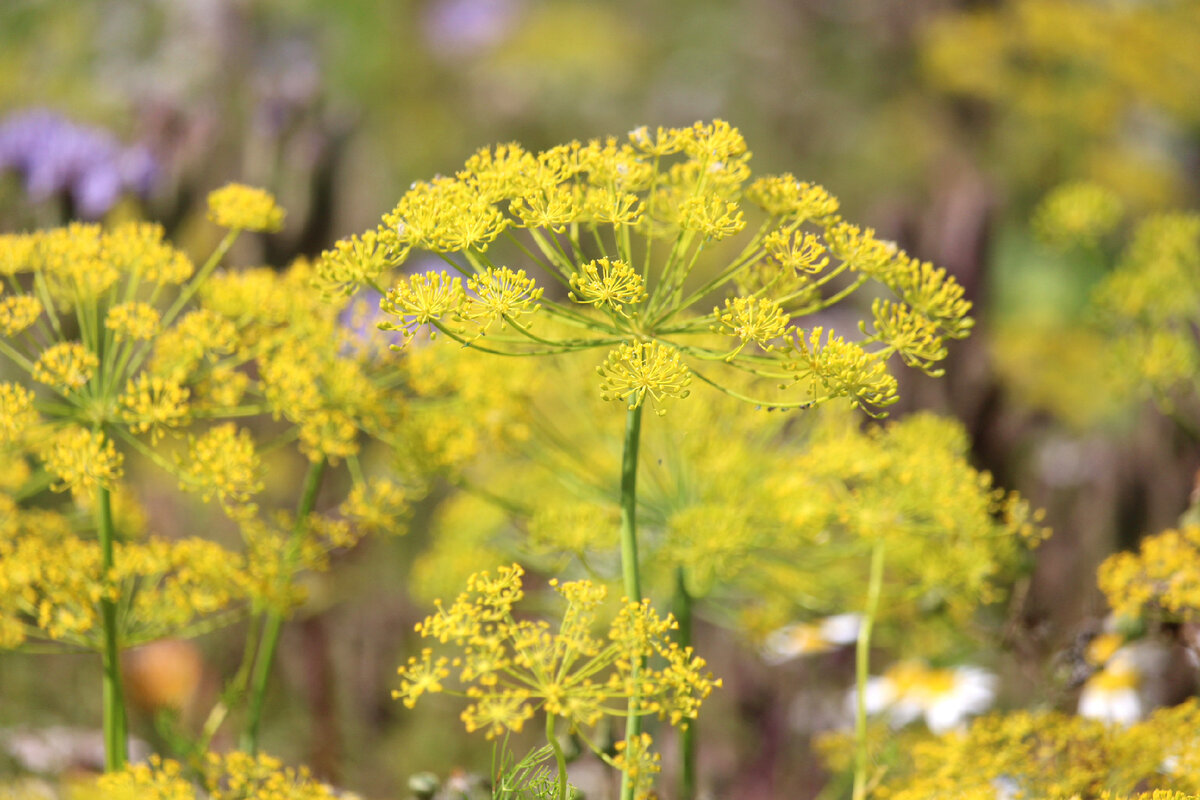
(853, 542, 886, 800)
(241, 457, 327, 753)
(547, 713, 569, 800)
(97, 485, 127, 771)
(674, 566, 696, 800)
(619, 403, 644, 800)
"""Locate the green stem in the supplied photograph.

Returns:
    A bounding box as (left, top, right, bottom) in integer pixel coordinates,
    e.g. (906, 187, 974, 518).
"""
(547, 713, 569, 800)
(674, 567, 695, 800)
(240, 458, 327, 753)
(853, 542, 886, 800)
(618, 403, 644, 800)
(97, 485, 128, 771)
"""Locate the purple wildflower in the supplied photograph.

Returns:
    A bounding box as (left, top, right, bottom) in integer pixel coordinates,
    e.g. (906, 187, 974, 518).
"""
(421, 0, 521, 56)
(0, 109, 159, 219)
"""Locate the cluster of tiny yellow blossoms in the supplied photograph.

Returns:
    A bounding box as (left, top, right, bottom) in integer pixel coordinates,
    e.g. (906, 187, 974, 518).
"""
(847, 699, 1200, 798)
(0, 527, 248, 649)
(0, 185, 446, 668)
(177, 423, 264, 518)
(317, 119, 970, 416)
(394, 565, 719, 763)
(206, 183, 287, 233)
(1098, 525, 1200, 622)
(455, 365, 1045, 653)
(921, 0, 1200, 205)
(1033, 181, 1125, 249)
(93, 752, 343, 800)
(1092, 212, 1200, 409)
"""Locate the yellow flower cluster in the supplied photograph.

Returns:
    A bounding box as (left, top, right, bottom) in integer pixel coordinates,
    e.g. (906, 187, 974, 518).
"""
(0, 530, 247, 648)
(852, 699, 1200, 798)
(177, 423, 264, 517)
(94, 752, 343, 800)
(207, 183, 287, 233)
(921, 0, 1200, 205)
(105, 301, 163, 342)
(598, 340, 693, 415)
(1093, 212, 1200, 407)
(32, 341, 98, 393)
(40, 425, 123, 494)
(1098, 525, 1200, 622)
(324, 119, 971, 416)
(1033, 181, 1125, 249)
(395, 564, 720, 744)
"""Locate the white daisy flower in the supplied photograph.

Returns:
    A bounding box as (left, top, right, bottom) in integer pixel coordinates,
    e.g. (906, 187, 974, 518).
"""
(1078, 647, 1144, 725)
(762, 613, 861, 664)
(849, 661, 997, 734)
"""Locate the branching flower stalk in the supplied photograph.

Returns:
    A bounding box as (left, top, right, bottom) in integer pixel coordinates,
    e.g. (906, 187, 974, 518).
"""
(392, 565, 720, 800)
(853, 542, 886, 800)
(96, 486, 127, 771)
(324, 119, 973, 796)
(241, 457, 328, 754)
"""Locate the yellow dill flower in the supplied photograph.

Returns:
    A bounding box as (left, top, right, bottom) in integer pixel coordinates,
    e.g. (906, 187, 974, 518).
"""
(764, 229, 829, 274)
(102, 221, 194, 284)
(745, 174, 841, 221)
(787, 327, 897, 414)
(178, 423, 263, 516)
(569, 258, 648, 314)
(206, 183, 285, 233)
(296, 407, 359, 464)
(464, 266, 543, 332)
(315, 229, 392, 297)
(201, 267, 294, 327)
(0, 383, 39, 444)
(32, 341, 98, 392)
(863, 299, 948, 375)
(37, 223, 119, 302)
(397, 565, 720, 740)
(378, 270, 466, 343)
(0, 294, 43, 337)
(105, 301, 162, 342)
(611, 732, 661, 800)
(1098, 525, 1200, 621)
(40, 425, 123, 493)
(193, 365, 250, 410)
(1034, 181, 1125, 248)
(149, 308, 239, 380)
(680, 194, 745, 240)
(393, 648, 452, 709)
(509, 183, 580, 232)
(119, 374, 191, 444)
(94, 751, 341, 800)
(713, 296, 790, 357)
(0, 232, 38, 275)
(598, 341, 692, 415)
(365, 120, 970, 418)
(339, 477, 409, 537)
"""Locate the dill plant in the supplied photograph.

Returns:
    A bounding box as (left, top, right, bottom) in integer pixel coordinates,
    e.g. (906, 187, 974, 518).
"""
(324, 119, 974, 798)
(0, 185, 497, 770)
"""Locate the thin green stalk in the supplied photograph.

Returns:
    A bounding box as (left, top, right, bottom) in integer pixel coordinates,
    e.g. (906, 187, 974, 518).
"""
(96, 485, 128, 771)
(547, 713, 569, 800)
(853, 542, 886, 800)
(240, 457, 327, 753)
(674, 567, 696, 800)
(618, 403, 644, 800)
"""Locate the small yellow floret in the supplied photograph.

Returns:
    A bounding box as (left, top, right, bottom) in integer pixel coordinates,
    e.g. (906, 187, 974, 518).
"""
(206, 183, 286, 233)
(105, 302, 162, 342)
(32, 341, 98, 392)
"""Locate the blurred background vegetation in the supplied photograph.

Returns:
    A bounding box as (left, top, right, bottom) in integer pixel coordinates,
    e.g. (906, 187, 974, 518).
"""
(3, 0, 1200, 797)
